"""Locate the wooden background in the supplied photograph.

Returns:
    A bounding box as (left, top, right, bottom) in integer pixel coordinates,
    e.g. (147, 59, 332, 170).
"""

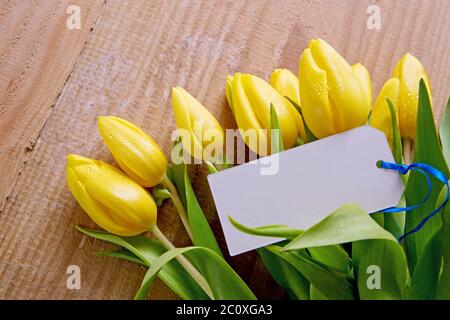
(0, 0, 449, 299)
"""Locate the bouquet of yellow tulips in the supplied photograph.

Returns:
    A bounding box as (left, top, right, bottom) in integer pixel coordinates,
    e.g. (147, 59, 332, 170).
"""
(67, 38, 450, 300)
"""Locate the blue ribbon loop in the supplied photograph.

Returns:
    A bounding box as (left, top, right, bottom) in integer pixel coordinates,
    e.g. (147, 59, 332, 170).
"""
(377, 160, 449, 242)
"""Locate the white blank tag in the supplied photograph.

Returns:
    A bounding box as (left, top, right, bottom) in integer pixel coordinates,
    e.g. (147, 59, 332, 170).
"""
(207, 126, 404, 256)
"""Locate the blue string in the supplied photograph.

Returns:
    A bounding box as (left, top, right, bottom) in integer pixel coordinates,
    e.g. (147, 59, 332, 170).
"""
(377, 160, 449, 242)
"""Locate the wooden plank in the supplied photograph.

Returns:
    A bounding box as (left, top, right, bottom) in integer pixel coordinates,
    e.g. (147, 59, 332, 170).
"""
(0, 0, 449, 299)
(0, 0, 105, 210)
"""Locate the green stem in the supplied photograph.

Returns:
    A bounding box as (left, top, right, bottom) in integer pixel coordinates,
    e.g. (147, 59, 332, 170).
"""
(205, 161, 219, 173)
(403, 138, 412, 164)
(161, 175, 193, 241)
(206, 154, 233, 173)
(150, 225, 214, 299)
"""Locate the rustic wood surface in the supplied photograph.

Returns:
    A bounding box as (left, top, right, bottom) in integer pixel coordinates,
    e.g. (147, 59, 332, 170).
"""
(0, 0, 449, 299)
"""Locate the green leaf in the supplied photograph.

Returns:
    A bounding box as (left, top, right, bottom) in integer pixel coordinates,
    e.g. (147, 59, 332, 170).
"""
(228, 215, 303, 239)
(386, 98, 403, 165)
(353, 239, 408, 300)
(352, 212, 408, 300)
(171, 146, 223, 257)
(285, 96, 317, 142)
(305, 245, 353, 300)
(98, 248, 147, 265)
(384, 195, 406, 239)
(283, 204, 396, 251)
(307, 245, 351, 274)
(257, 247, 310, 300)
(171, 162, 187, 205)
(440, 97, 450, 166)
(407, 230, 442, 299)
(185, 169, 223, 257)
(76, 226, 208, 300)
(270, 103, 284, 153)
(310, 285, 328, 300)
(230, 214, 351, 300)
(377, 100, 406, 237)
(230, 215, 353, 292)
(436, 186, 450, 299)
(264, 245, 354, 300)
(135, 246, 256, 300)
(404, 80, 449, 271)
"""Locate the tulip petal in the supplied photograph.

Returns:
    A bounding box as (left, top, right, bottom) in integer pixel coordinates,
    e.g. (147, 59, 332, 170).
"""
(352, 63, 372, 110)
(371, 78, 401, 147)
(309, 39, 370, 132)
(172, 87, 224, 161)
(231, 73, 269, 155)
(87, 161, 156, 227)
(269, 69, 301, 106)
(240, 74, 272, 133)
(270, 69, 306, 142)
(98, 116, 167, 187)
(66, 155, 156, 236)
(292, 107, 306, 143)
(172, 87, 207, 160)
(225, 75, 234, 114)
(298, 48, 336, 138)
(242, 74, 298, 149)
(394, 53, 431, 139)
(68, 169, 140, 236)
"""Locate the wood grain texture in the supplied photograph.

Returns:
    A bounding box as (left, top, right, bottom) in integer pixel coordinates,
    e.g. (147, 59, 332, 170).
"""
(0, 0, 449, 299)
(0, 0, 105, 211)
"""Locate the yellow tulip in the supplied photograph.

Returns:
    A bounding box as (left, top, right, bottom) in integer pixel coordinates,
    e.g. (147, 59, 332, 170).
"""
(269, 68, 306, 142)
(98, 116, 167, 188)
(371, 78, 401, 147)
(393, 53, 432, 139)
(66, 154, 157, 236)
(67, 154, 214, 298)
(227, 73, 298, 155)
(371, 53, 432, 142)
(270, 69, 300, 105)
(172, 87, 224, 162)
(298, 38, 372, 139)
(225, 75, 234, 114)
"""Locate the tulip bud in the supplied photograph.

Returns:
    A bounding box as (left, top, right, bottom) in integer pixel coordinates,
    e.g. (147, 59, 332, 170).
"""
(66, 154, 157, 236)
(171, 86, 224, 162)
(393, 53, 432, 139)
(298, 38, 372, 139)
(98, 116, 167, 188)
(227, 73, 298, 155)
(225, 75, 234, 114)
(269, 69, 300, 105)
(269, 69, 306, 142)
(371, 78, 401, 147)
